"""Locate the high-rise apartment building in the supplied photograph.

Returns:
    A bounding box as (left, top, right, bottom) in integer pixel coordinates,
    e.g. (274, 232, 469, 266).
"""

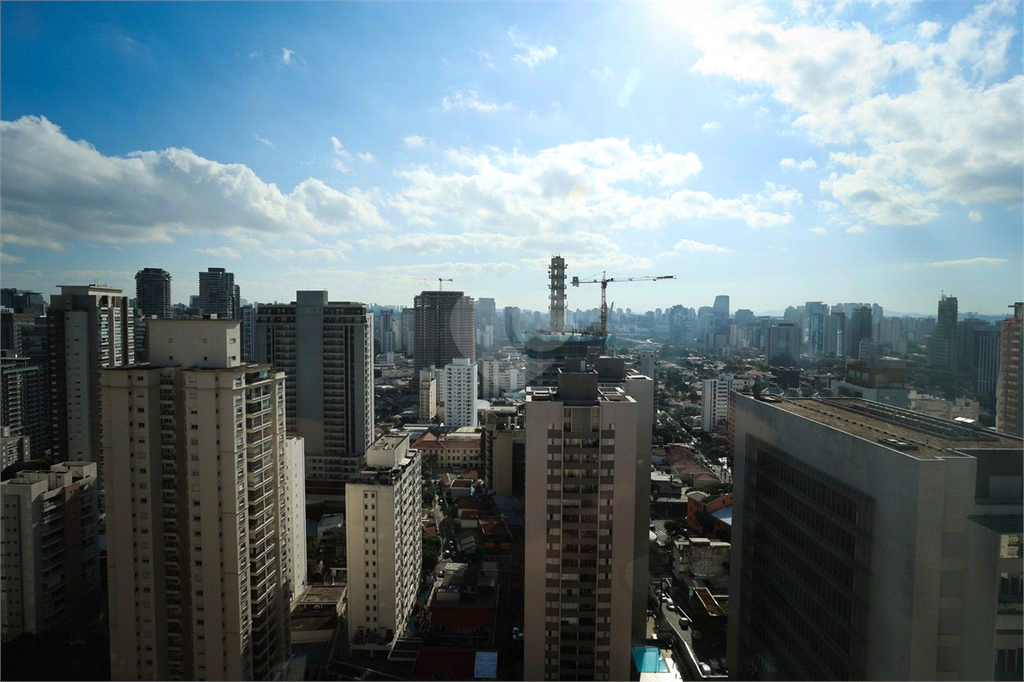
(848, 306, 872, 359)
(996, 302, 1023, 437)
(102, 319, 298, 681)
(413, 291, 475, 379)
(825, 311, 847, 357)
(400, 308, 415, 356)
(928, 294, 959, 369)
(1, 356, 47, 461)
(418, 368, 437, 423)
(198, 267, 239, 319)
(523, 362, 653, 681)
(135, 268, 172, 320)
(766, 323, 801, 366)
(345, 434, 421, 653)
(728, 394, 1023, 680)
(256, 291, 374, 498)
(241, 303, 258, 363)
(701, 373, 755, 433)
(48, 285, 134, 469)
(1, 461, 100, 641)
(503, 306, 522, 346)
(444, 358, 478, 429)
(804, 302, 828, 357)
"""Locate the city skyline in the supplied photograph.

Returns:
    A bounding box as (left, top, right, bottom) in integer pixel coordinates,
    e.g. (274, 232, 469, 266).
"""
(1, 2, 1021, 315)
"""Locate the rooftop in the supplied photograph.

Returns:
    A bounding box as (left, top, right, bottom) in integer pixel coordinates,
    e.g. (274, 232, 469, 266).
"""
(768, 397, 1022, 459)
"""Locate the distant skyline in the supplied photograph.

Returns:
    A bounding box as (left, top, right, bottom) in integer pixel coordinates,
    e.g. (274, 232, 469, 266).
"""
(1, 1, 1021, 315)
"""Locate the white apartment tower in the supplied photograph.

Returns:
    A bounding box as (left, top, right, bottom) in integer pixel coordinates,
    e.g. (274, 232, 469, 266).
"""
(1, 461, 100, 641)
(701, 374, 755, 434)
(48, 285, 134, 471)
(444, 357, 478, 429)
(523, 362, 653, 681)
(256, 291, 374, 499)
(345, 434, 422, 652)
(102, 319, 298, 681)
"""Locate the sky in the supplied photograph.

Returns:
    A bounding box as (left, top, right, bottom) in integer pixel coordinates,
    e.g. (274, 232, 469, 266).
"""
(1, 1, 1021, 317)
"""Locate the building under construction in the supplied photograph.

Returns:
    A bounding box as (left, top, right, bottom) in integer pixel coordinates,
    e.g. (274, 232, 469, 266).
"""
(524, 256, 605, 386)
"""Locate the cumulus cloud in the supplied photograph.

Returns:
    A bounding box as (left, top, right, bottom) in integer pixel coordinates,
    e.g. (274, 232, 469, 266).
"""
(701, 121, 720, 131)
(254, 134, 273, 147)
(673, 239, 733, 253)
(659, 2, 1023, 226)
(846, 224, 868, 234)
(1, 252, 25, 264)
(404, 134, 426, 148)
(508, 29, 557, 68)
(389, 137, 791, 239)
(780, 157, 817, 170)
(442, 90, 513, 113)
(356, 152, 377, 163)
(925, 256, 1008, 267)
(0, 116, 390, 252)
(969, 210, 983, 222)
(809, 226, 828, 235)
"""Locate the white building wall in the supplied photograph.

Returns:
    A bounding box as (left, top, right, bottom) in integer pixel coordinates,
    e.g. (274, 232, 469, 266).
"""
(444, 358, 478, 429)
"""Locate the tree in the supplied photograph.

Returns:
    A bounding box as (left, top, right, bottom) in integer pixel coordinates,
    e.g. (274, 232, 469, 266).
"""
(664, 517, 689, 537)
(422, 480, 436, 506)
(422, 532, 442, 572)
(320, 526, 346, 569)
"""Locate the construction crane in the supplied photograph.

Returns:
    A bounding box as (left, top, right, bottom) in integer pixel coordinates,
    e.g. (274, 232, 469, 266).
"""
(437, 278, 453, 291)
(571, 272, 675, 337)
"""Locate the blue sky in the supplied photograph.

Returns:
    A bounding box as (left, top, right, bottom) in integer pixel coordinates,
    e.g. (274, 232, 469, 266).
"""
(1, 1, 1021, 316)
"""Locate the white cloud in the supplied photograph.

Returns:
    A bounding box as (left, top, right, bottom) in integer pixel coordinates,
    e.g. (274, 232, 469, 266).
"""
(673, 239, 733, 253)
(701, 121, 720, 131)
(442, 90, 513, 113)
(508, 28, 557, 68)
(330, 136, 351, 172)
(809, 227, 828, 235)
(660, 1, 1024, 226)
(590, 66, 615, 77)
(198, 246, 241, 260)
(356, 152, 377, 163)
(617, 70, 641, 107)
(474, 49, 495, 68)
(0, 116, 390, 252)
(969, 210, 983, 222)
(846, 224, 868, 234)
(917, 21, 942, 40)
(0, 252, 25, 264)
(404, 134, 426, 148)
(925, 256, 1007, 267)
(280, 47, 304, 66)
(389, 137, 791, 240)
(254, 134, 273, 147)
(780, 157, 817, 170)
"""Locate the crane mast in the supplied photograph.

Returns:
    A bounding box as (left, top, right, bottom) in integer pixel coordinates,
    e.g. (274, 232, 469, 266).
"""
(570, 272, 675, 337)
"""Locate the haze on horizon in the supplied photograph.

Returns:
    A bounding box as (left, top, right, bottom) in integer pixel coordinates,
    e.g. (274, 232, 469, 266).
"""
(1, 1, 1021, 316)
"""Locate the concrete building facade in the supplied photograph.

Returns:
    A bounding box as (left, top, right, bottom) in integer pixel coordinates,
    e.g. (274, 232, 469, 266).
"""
(523, 363, 653, 681)
(135, 268, 172, 320)
(102, 319, 296, 680)
(444, 358, 478, 429)
(256, 291, 374, 497)
(728, 394, 1023, 681)
(345, 434, 422, 653)
(48, 285, 134, 473)
(1, 461, 100, 641)
(413, 291, 475, 380)
(197, 267, 239, 320)
(996, 303, 1023, 437)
